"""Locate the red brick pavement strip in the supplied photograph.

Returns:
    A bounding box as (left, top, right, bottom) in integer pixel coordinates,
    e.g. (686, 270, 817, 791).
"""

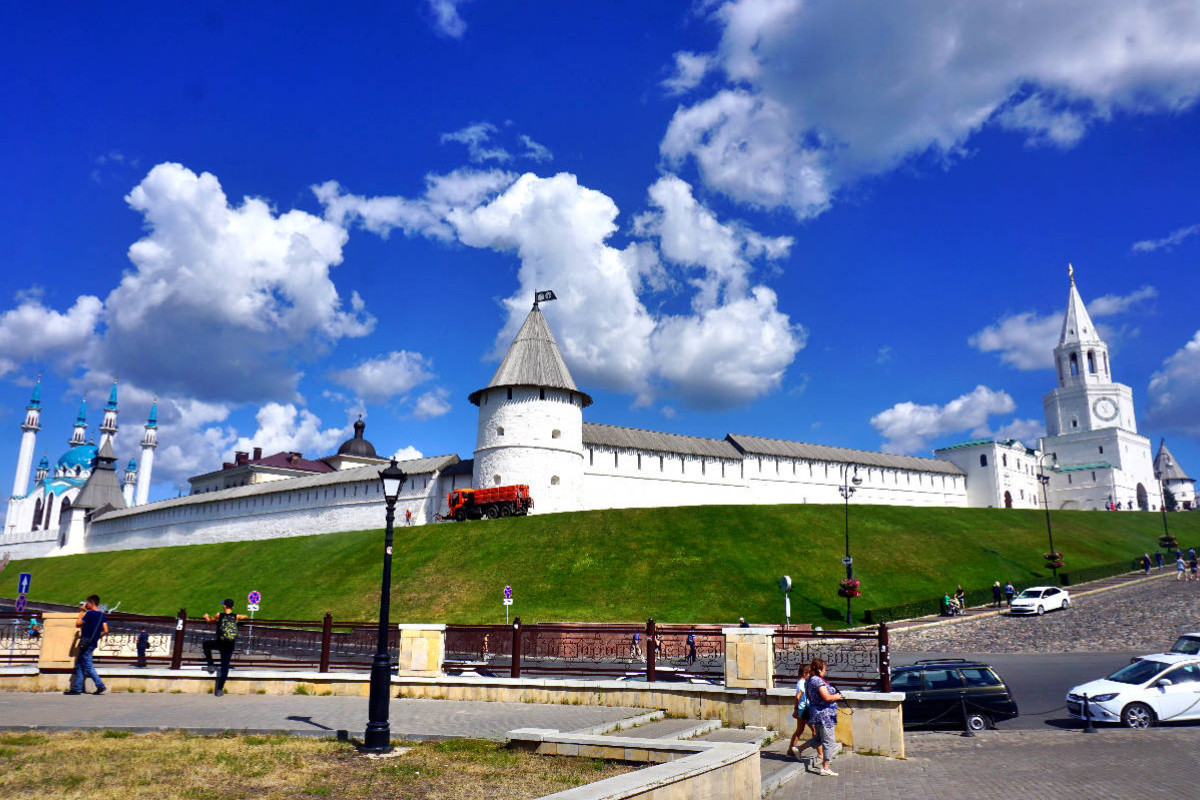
(771, 729, 1200, 799)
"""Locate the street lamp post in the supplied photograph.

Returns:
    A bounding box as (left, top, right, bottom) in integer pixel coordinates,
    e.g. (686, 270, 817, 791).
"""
(362, 459, 408, 753)
(1036, 453, 1059, 578)
(839, 465, 863, 625)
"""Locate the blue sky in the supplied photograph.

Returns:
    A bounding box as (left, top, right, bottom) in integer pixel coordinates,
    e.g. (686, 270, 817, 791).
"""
(2, 1, 1199, 507)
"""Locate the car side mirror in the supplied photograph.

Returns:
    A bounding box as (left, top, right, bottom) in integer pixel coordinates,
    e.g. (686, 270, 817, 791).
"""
(1156, 678, 1173, 688)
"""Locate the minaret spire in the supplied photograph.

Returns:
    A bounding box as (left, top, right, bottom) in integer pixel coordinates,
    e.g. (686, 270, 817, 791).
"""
(10, 376, 43, 498)
(99, 378, 119, 449)
(69, 394, 88, 447)
(134, 397, 158, 506)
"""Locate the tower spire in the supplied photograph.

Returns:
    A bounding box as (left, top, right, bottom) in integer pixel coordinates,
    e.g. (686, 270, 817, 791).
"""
(135, 397, 158, 506)
(11, 374, 43, 498)
(99, 378, 119, 449)
(69, 395, 88, 447)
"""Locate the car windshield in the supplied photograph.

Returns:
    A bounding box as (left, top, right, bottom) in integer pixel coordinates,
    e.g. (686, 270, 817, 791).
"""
(1016, 589, 1042, 599)
(1170, 636, 1200, 655)
(1107, 659, 1169, 685)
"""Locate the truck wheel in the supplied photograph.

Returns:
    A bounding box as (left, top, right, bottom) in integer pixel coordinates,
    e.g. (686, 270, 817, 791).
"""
(500, 504, 512, 517)
(454, 510, 465, 522)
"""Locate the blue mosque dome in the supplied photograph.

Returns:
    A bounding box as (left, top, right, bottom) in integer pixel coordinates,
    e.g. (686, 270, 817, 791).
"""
(56, 444, 98, 474)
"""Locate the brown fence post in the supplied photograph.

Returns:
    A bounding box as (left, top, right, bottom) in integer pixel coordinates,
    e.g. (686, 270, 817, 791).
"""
(170, 608, 187, 670)
(510, 617, 522, 678)
(646, 618, 656, 683)
(319, 612, 333, 673)
(878, 621, 891, 692)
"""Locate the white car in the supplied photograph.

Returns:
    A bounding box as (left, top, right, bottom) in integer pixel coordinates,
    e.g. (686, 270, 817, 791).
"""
(1009, 586, 1070, 615)
(1067, 654, 1200, 728)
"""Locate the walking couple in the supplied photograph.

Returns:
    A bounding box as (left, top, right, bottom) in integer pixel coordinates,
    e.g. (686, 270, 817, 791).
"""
(786, 657, 845, 777)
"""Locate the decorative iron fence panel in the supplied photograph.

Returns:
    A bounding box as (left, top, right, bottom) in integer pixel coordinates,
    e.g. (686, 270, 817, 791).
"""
(773, 628, 883, 689)
(0, 611, 42, 665)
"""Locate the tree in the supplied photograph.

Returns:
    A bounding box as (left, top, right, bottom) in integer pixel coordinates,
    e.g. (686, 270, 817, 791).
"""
(1164, 485, 1178, 513)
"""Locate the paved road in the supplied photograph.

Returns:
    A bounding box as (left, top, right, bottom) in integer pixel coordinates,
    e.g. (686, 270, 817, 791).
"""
(0, 693, 647, 740)
(774, 728, 1200, 799)
(893, 651, 1136, 730)
(891, 571, 1200, 653)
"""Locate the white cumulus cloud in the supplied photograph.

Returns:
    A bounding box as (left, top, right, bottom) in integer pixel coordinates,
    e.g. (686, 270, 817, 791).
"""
(994, 418, 1046, 445)
(412, 388, 452, 420)
(662, 51, 712, 95)
(871, 385, 1016, 454)
(319, 170, 804, 409)
(667, 0, 1200, 216)
(1147, 330, 1200, 439)
(0, 293, 103, 378)
(441, 122, 512, 163)
(328, 351, 436, 404)
(229, 402, 348, 460)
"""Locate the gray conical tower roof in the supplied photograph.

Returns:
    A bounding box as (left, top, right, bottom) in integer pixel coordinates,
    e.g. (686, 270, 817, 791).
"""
(469, 306, 592, 406)
(1155, 439, 1192, 481)
(73, 438, 128, 512)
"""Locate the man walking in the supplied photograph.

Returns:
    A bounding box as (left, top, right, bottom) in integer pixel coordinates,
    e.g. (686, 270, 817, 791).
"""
(686, 627, 698, 666)
(65, 594, 107, 695)
(136, 626, 150, 668)
(1003, 581, 1016, 608)
(202, 599, 248, 697)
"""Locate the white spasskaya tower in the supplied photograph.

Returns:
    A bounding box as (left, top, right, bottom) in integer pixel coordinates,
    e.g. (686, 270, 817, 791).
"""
(1041, 266, 1160, 510)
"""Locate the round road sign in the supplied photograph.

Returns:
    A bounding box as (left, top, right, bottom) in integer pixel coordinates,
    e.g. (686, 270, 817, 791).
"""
(15, 594, 27, 613)
(503, 585, 513, 600)
(248, 590, 262, 605)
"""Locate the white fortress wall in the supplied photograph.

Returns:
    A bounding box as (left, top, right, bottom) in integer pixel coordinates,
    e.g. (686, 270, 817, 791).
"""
(0, 527, 58, 560)
(85, 473, 442, 553)
(580, 446, 747, 511)
(743, 456, 967, 507)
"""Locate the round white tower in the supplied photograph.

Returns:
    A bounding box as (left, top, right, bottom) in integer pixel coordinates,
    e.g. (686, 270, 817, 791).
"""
(122, 458, 138, 506)
(469, 295, 591, 515)
(10, 377, 42, 498)
(134, 400, 158, 506)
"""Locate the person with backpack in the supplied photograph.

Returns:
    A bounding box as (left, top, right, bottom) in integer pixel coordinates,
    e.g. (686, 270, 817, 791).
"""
(203, 599, 248, 697)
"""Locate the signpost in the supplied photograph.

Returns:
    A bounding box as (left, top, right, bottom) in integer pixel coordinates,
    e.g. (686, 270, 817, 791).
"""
(503, 585, 513, 625)
(779, 575, 792, 629)
(14, 595, 26, 614)
(17, 572, 31, 595)
(247, 590, 261, 648)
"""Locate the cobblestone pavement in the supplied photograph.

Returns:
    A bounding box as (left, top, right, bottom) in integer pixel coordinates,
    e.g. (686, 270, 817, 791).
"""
(0, 693, 647, 740)
(891, 572, 1200, 653)
(773, 729, 1200, 799)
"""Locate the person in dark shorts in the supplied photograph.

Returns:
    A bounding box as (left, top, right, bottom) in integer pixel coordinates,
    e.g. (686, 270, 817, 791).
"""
(992, 581, 1002, 608)
(202, 599, 249, 697)
(136, 627, 150, 668)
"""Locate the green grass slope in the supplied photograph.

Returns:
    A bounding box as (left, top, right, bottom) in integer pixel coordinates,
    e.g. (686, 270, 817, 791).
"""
(3, 505, 1197, 626)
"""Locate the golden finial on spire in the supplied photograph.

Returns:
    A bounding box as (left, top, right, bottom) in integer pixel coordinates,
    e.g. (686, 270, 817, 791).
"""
(1068, 263, 1075, 285)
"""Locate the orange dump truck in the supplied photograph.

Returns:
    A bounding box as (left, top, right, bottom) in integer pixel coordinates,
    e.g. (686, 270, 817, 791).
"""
(442, 485, 533, 521)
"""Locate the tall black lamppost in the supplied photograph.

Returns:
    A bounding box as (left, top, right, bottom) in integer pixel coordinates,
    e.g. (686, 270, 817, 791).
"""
(1036, 452, 1059, 578)
(1157, 455, 1173, 545)
(363, 459, 407, 753)
(839, 464, 862, 625)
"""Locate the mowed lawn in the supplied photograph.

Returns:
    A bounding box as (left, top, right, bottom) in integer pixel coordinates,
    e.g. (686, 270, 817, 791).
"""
(2, 504, 1197, 626)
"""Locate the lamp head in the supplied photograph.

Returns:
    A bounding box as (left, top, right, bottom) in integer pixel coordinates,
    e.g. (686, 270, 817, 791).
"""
(379, 459, 407, 502)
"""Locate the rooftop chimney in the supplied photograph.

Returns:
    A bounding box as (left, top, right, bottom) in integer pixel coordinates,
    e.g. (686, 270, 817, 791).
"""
(235, 451, 249, 466)
(253, 447, 262, 461)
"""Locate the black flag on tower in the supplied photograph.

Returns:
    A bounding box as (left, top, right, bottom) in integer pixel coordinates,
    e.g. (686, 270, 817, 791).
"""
(534, 289, 557, 307)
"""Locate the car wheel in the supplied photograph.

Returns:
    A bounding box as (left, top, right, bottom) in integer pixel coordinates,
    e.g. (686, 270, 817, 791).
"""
(965, 712, 991, 731)
(1061, 598, 1070, 610)
(1121, 702, 1156, 729)
(1036, 605, 1045, 616)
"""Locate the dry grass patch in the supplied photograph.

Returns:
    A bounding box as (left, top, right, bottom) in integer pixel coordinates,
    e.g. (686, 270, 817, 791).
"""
(0, 731, 636, 800)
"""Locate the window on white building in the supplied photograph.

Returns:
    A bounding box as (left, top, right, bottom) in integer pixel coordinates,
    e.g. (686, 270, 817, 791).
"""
(493, 474, 501, 485)
(497, 426, 504, 436)
(551, 475, 559, 485)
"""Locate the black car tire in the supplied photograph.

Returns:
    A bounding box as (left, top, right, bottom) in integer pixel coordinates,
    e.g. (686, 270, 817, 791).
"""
(965, 711, 991, 731)
(1036, 605, 1045, 616)
(1061, 598, 1070, 610)
(1121, 702, 1156, 729)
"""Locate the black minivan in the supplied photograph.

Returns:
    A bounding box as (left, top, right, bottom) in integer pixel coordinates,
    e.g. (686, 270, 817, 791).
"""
(890, 659, 1020, 731)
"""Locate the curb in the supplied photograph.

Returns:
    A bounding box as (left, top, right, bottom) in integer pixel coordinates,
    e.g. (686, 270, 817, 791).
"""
(888, 571, 1168, 634)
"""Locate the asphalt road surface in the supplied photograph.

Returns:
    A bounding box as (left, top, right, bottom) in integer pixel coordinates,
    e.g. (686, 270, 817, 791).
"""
(893, 650, 1147, 730)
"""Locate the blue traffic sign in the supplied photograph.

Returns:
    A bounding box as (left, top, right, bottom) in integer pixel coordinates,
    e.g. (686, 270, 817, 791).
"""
(248, 590, 262, 605)
(17, 573, 31, 595)
(15, 594, 27, 613)
(503, 585, 512, 600)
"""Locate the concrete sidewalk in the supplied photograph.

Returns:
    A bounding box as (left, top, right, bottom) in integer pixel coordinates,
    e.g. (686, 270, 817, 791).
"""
(772, 728, 1200, 799)
(0, 692, 648, 741)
